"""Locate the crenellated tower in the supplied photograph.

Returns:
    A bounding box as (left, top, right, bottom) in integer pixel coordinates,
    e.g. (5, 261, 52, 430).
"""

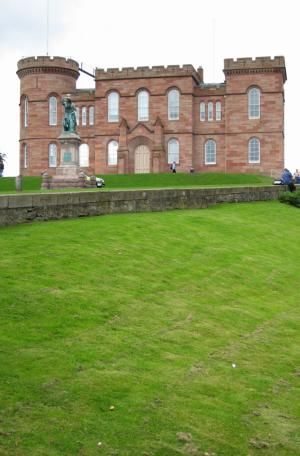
(17, 56, 80, 175)
(222, 56, 287, 175)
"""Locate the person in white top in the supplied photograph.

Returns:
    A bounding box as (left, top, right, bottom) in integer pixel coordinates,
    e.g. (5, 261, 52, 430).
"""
(170, 161, 176, 173)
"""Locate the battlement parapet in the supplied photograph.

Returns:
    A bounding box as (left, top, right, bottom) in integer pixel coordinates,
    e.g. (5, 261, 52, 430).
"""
(17, 56, 80, 79)
(224, 56, 286, 82)
(95, 64, 203, 83)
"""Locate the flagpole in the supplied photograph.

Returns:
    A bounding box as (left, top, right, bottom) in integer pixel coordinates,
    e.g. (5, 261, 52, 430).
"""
(46, 0, 49, 55)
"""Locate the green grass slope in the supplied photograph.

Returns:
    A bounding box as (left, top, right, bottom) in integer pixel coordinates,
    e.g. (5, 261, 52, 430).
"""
(99, 172, 273, 189)
(0, 201, 299, 455)
(0, 176, 42, 193)
(0, 173, 272, 194)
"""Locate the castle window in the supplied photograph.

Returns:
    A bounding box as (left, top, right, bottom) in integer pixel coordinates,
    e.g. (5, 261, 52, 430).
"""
(76, 107, 80, 125)
(108, 140, 118, 166)
(138, 90, 149, 121)
(205, 139, 216, 164)
(200, 102, 205, 121)
(49, 143, 57, 167)
(24, 144, 28, 168)
(248, 138, 260, 163)
(79, 144, 89, 167)
(168, 89, 180, 120)
(89, 106, 94, 125)
(108, 92, 119, 122)
(248, 87, 260, 119)
(82, 107, 87, 126)
(208, 102, 213, 121)
(24, 97, 28, 127)
(216, 102, 221, 121)
(49, 96, 57, 126)
(168, 139, 180, 164)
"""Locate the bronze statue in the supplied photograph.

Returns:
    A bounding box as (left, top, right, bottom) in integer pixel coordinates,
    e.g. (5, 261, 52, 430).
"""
(62, 97, 77, 133)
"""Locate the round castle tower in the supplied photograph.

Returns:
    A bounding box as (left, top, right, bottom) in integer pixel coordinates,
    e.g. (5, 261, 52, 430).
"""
(17, 56, 80, 175)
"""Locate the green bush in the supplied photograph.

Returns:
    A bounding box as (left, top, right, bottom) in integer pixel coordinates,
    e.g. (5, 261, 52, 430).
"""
(279, 190, 300, 207)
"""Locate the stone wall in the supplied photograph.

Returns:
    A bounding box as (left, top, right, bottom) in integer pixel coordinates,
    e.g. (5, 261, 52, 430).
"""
(0, 186, 285, 227)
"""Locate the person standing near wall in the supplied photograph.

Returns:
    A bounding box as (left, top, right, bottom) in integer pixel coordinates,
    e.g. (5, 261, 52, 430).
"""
(293, 169, 300, 184)
(170, 161, 177, 173)
(281, 168, 295, 192)
(0, 154, 4, 177)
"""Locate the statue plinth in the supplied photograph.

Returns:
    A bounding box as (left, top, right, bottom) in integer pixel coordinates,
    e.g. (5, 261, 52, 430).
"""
(49, 131, 83, 189)
(56, 131, 81, 177)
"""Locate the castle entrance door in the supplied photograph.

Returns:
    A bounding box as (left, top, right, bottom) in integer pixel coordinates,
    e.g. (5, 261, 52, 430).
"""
(134, 145, 150, 173)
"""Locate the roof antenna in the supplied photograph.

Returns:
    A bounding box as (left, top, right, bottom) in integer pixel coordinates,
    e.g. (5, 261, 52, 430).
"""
(46, 0, 49, 55)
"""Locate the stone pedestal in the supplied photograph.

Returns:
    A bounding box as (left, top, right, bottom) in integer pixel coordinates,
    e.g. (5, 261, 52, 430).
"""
(15, 175, 23, 191)
(48, 132, 84, 189)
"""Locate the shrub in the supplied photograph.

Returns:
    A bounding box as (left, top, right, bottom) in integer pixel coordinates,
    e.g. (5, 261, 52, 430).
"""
(279, 190, 300, 207)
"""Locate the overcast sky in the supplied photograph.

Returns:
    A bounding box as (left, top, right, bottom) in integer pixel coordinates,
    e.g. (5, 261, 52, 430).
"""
(0, 0, 299, 176)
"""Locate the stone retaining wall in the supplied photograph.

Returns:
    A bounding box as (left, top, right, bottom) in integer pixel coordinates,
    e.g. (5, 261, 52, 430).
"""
(0, 186, 285, 227)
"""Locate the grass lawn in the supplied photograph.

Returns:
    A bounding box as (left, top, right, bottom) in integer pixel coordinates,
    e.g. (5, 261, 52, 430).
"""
(0, 173, 273, 194)
(0, 201, 299, 455)
(0, 176, 42, 193)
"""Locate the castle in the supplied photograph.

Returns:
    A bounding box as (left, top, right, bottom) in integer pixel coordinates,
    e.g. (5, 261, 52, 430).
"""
(17, 55, 287, 176)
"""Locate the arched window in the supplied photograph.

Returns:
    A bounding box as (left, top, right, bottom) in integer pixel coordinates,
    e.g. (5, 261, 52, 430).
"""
(168, 89, 180, 120)
(24, 97, 28, 127)
(81, 106, 86, 126)
(168, 139, 180, 164)
(89, 106, 94, 125)
(49, 143, 57, 167)
(248, 87, 260, 119)
(248, 138, 260, 163)
(208, 102, 213, 121)
(108, 140, 118, 166)
(200, 102, 205, 121)
(49, 96, 57, 125)
(79, 144, 89, 167)
(76, 107, 80, 125)
(205, 139, 216, 164)
(216, 102, 221, 121)
(138, 90, 149, 121)
(108, 92, 119, 122)
(24, 144, 28, 168)
(82, 107, 87, 126)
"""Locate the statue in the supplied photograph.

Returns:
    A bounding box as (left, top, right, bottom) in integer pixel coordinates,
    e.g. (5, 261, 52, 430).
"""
(62, 97, 77, 133)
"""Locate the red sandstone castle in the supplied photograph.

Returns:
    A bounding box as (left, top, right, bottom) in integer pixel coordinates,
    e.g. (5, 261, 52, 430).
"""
(17, 55, 287, 176)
